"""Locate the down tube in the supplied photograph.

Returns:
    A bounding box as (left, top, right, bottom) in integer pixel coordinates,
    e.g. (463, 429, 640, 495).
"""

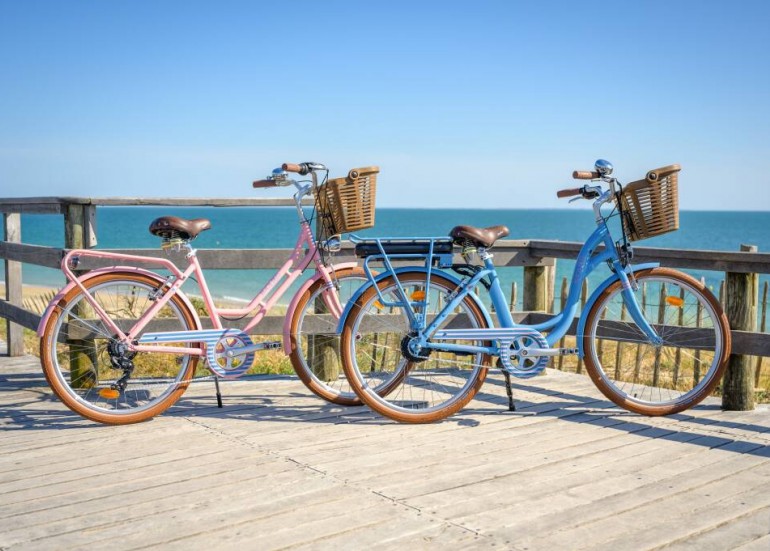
(540, 224, 615, 347)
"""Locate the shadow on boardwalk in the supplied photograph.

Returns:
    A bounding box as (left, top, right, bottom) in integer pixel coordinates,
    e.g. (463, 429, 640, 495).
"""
(2, 347, 770, 550)
(3, 356, 769, 459)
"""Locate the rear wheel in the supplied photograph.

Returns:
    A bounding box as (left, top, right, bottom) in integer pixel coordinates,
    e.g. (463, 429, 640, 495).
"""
(582, 268, 730, 415)
(341, 271, 491, 423)
(40, 272, 199, 424)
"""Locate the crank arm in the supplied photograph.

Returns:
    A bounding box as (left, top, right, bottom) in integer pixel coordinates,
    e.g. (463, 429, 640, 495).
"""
(225, 341, 281, 358)
(518, 347, 579, 358)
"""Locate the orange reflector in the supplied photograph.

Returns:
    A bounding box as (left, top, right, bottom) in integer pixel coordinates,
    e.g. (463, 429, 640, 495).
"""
(411, 290, 426, 301)
(374, 300, 384, 310)
(99, 388, 120, 399)
(665, 296, 685, 307)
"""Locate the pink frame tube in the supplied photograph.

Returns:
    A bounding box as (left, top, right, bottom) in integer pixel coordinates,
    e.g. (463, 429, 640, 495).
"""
(57, 218, 348, 357)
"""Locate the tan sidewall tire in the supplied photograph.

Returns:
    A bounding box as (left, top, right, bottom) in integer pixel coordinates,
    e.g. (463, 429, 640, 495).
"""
(287, 267, 366, 406)
(582, 267, 730, 416)
(40, 272, 199, 424)
(341, 271, 490, 423)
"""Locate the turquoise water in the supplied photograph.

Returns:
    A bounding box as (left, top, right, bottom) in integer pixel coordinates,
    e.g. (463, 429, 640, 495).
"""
(5, 207, 770, 307)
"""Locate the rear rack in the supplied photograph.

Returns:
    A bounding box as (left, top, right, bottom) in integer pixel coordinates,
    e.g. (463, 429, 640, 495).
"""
(354, 238, 454, 258)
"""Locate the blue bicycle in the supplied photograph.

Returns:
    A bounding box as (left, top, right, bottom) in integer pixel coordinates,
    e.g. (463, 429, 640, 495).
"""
(338, 160, 731, 423)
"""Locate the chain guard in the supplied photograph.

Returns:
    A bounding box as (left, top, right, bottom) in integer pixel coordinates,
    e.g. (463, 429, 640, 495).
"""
(207, 329, 255, 378)
(498, 329, 549, 379)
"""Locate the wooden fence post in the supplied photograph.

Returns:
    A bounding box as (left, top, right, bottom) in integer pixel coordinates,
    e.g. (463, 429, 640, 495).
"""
(509, 281, 518, 312)
(556, 277, 568, 370)
(308, 215, 339, 382)
(522, 262, 555, 313)
(722, 244, 758, 411)
(756, 281, 768, 388)
(3, 213, 23, 356)
(63, 203, 98, 386)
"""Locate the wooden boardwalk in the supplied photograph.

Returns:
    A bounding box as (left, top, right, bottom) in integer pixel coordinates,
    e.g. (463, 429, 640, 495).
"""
(2, 344, 769, 550)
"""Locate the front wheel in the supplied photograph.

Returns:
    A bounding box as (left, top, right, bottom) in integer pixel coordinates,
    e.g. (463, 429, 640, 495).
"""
(40, 272, 200, 424)
(340, 271, 491, 423)
(287, 267, 369, 405)
(582, 267, 730, 415)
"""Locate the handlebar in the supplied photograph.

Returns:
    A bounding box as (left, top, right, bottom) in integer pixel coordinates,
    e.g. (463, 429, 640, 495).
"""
(556, 187, 582, 198)
(281, 162, 327, 175)
(253, 161, 329, 190)
(282, 163, 304, 173)
(253, 179, 276, 188)
(558, 164, 611, 200)
(572, 170, 600, 180)
(556, 185, 602, 200)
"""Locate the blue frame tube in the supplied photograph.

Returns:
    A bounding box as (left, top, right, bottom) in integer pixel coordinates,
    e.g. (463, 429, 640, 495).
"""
(351, 219, 662, 356)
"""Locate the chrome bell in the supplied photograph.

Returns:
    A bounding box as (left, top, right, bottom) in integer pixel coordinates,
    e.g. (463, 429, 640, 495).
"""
(594, 159, 613, 176)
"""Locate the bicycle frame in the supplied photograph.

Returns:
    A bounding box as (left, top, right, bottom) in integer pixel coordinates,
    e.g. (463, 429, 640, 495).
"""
(37, 181, 353, 360)
(342, 198, 662, 360)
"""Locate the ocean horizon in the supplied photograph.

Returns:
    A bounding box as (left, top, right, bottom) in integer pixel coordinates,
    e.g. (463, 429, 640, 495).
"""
(4, 207, 769, 306)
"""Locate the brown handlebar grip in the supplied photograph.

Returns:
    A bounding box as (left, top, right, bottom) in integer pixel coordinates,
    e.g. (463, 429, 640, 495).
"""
(557, 187, 582, 198)
(572, 170, 600, 180)
(252, 179, 276, 188)
(282, 163, 302, 173)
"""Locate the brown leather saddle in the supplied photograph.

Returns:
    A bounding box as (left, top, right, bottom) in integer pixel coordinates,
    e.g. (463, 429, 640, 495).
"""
(449, 225, 510, 248)
(149, 216, 212, 240)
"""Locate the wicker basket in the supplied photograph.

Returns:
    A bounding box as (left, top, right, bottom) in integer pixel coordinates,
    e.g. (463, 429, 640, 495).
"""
(619, 164, 681, 242)
(317, 166, 378, 235)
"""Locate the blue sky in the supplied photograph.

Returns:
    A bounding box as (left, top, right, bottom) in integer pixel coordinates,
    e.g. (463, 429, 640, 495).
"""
(1, 0, 769, 209)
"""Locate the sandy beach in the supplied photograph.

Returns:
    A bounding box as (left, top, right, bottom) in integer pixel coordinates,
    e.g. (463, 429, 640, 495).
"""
(0, 282, 60, 314)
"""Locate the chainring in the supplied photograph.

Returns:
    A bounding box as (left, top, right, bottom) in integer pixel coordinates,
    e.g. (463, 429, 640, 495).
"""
(498, 329, 549, 379)
(207, 329, 255, 378)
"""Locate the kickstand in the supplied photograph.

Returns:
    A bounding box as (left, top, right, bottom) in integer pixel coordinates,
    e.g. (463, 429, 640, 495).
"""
(502, 370, 516, 412)
(214, 376, 223, 408)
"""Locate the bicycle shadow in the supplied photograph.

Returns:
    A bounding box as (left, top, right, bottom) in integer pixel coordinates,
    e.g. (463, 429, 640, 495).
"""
(3, 369, 770, 462)
(463, 375, 770, 458)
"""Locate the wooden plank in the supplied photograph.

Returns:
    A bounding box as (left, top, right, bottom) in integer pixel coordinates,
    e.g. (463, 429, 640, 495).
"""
(0, 196, 311, 208)
(524, 311, 770, 356)
(528, 239, 770, 274)
(0, 241, 64, 268)
(0, 352, 769, 549)
(90, 197, 311, 207)
(0, 300, 40, 331)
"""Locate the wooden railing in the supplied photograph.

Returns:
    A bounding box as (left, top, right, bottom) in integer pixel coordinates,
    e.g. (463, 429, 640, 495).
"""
(2, 197, 769, 409)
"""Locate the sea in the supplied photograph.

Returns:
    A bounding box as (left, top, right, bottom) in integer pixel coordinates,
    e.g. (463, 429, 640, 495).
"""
(4, 207, 769, 308)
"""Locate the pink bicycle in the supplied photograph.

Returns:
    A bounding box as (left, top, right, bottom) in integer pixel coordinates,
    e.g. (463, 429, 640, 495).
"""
(37, 162, 378, 424)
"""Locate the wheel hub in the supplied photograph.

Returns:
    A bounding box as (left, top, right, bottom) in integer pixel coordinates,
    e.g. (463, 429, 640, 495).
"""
(400, 333, 431, 363)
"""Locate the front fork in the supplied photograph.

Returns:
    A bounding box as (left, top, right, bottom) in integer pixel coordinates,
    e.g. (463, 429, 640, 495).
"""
(613, 265, 663, 346)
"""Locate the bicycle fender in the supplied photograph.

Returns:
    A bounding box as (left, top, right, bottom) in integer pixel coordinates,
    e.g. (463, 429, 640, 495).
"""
(334, 266, 494, 334)
(281, 262, 358, 354)
(36, 266, 203, 336)
(575, 262, 659, 356)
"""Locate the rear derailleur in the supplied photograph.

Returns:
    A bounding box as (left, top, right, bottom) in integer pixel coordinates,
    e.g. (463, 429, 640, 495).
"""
(107, 340, 137, 392)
